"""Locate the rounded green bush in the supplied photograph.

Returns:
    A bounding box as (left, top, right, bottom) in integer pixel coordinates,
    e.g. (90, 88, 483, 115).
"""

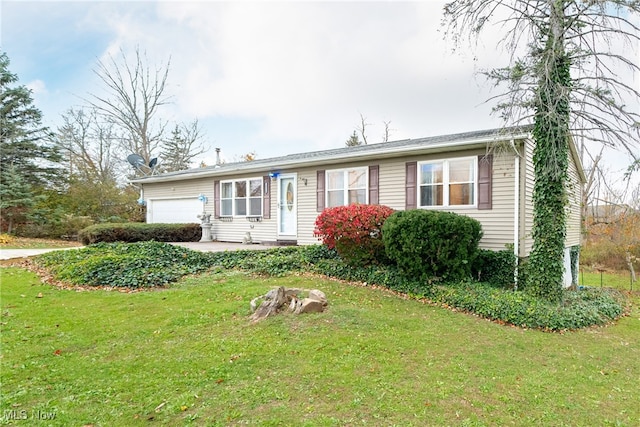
(382, 209, 483, 281)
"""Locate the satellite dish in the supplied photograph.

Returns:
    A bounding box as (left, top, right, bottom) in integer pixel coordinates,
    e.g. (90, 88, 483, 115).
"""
(127, 153, 154, 176)
(127, 154, 145, 167)
(126, 153, 160, 176)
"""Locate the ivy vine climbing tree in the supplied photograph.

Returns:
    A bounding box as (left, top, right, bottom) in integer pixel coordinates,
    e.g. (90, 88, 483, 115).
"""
(444, 0, 640, 302)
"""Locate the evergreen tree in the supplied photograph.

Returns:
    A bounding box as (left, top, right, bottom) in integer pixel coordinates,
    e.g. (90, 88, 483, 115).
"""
(0, 166, 36, 233)
(345, 130, 362, 147)
(0, 51, 63, 189)
(159, 122, 204, 172)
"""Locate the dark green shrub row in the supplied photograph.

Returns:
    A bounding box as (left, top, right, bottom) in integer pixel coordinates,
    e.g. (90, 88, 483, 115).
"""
(78, 223, 201, 245)
(382, 209, 483, 281)
(206, 245, 339, 277)
(34, 241, 213, 288)
(313, 257, 624, 330)
(472, 248, 517, 288)
(313, 259, 430, 295)
(34, 242, 625, 330)
(430, 281, 624, 331)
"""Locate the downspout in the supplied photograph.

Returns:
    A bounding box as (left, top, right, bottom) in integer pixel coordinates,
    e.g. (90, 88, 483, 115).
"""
(513, 143, 520, 289)
(136, 184, 145, 206)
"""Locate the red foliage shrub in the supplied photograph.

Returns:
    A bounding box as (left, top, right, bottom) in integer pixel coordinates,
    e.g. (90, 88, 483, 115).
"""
(314, 204, 395, 265)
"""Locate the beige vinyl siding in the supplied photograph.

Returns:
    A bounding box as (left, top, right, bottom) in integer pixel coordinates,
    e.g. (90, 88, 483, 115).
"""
(521, 138, 536, 256)
(138, 138, 545, 249)
(212, 173, 277, 243)
(462, 153, 516, 251)
(144, 174, 278, 243)
(297, 167, 322, 244)
(378, 159, 408, 210)
(297, 149, 519, 251)
(565, 153, 582, 248)
(143, 177, 213, 206)
(385, 148, 516, 251)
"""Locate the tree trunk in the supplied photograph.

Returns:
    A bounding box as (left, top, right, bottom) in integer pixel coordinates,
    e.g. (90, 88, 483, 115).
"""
(525, 0, 571, 303)
(626, 251, 637, 283)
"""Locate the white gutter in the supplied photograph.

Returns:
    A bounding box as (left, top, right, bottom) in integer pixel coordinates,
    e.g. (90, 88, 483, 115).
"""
(513, 143, 520, 288)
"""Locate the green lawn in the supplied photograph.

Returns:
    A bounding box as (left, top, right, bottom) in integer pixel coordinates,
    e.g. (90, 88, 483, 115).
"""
(1, 267, 639, 426)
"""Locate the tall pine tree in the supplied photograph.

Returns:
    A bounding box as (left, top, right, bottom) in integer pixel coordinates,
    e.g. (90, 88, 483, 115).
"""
(1, 51, 62, 188)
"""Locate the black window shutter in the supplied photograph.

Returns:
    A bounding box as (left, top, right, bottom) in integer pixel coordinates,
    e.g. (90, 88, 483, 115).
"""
(214, 180, 221, 218)
(405, 162, 417, 210)
(478, 154, 493, 210)
(316, 170, 325, 212)
(263, 176, 271, 219)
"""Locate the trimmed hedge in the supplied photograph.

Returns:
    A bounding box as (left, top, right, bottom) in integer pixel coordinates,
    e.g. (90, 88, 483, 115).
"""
(78, 222, 201, 245)
(382, 209, 483, 281)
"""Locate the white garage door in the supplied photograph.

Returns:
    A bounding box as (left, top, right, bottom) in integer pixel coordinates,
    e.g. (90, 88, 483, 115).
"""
(147, 198, 202, 223)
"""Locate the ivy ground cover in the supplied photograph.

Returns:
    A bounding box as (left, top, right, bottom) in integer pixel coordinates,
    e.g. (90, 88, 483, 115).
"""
(1, 267, 638, 426)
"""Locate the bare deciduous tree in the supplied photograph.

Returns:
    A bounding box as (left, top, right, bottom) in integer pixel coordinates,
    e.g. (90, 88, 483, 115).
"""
(56, 107, 122, 184)
(358, 113, 370, 145)
(88, 47, 170, 169)
(382, 120, 393, 143)
(444, 1, 640, 162)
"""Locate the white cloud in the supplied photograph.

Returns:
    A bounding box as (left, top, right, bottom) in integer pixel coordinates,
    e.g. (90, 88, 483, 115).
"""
(26, 79, 48, 95)
(144, 1, 507, 157)
(4, 0, 637, 193)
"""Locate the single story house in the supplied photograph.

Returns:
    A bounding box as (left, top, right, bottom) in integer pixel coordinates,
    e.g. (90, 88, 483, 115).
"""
(130, 126, 585, 286)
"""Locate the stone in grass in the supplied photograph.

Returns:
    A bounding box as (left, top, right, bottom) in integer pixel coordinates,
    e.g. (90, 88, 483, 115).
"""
(249, 287, 328, 322)
(250, 286, 286, 322)
(297, 298, 324, 314)
(308, 289, 327, 306)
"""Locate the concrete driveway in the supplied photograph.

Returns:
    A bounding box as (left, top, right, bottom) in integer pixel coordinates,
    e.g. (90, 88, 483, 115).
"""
(0, 241, 269, 261)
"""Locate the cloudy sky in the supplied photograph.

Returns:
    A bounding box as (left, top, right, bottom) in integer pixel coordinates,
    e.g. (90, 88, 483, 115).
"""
(1, 0, 638, 190)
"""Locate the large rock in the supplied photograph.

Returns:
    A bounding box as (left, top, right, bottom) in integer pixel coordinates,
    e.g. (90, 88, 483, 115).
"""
(249, 287, 328, 322)
(297, 298, 324, 314)
(250, 286, 286, 323)
(308, 289, 327, 306)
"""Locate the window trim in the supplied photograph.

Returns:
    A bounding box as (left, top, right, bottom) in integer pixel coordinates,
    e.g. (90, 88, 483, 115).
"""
(417, 156, 478, 208)
(219, 177, 264, 217)
(325, 166, 368, 208)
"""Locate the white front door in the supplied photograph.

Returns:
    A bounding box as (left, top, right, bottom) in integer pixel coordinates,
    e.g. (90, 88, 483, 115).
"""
(277, 174, 297, 238)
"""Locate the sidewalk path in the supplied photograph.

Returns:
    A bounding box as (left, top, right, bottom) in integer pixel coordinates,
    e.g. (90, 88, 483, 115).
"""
(0, 247, 84, 260)
(0, 241, 270, 261)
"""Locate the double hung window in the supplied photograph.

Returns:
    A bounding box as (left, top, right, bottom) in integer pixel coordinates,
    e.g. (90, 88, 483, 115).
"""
(220, 178, 263, 216)
(326, 167, 367, 207)
(418, 157, 476, 207)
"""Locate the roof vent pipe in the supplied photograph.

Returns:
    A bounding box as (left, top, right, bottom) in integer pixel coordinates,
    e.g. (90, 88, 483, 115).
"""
(215, 148, 221, 166)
